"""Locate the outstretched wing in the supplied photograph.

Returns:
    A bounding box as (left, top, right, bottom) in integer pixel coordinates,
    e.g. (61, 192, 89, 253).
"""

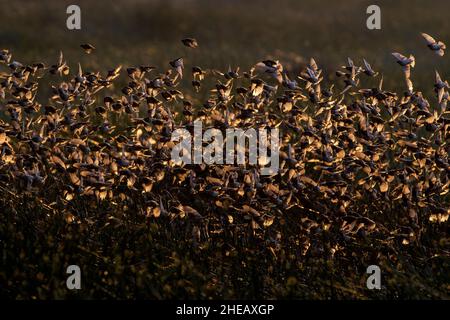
(392, 52, 407, 62)
(363, 59, 372, 71)
(421, 32, 436, 45)
(402, 65, 411, 79)
(435, 70, 442, 83)
(405, 76, 414, 93)
(58, 51, 64, 65)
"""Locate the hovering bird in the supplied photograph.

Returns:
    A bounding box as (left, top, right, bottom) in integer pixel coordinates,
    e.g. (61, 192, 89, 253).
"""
(254, 60, 283, 83)
(392, 52, 415, 92)
(363, 59, 378, 77)
(392, 52, 415, 70)
(170, 57, 184, 79)
(49, 51, 69, 76)
(181, 38, 198, 49)
(434, 71, 449, 103)
(80, 43, 95, 54)
(421, 33, 446, 56)
(299, 63, 322, 85)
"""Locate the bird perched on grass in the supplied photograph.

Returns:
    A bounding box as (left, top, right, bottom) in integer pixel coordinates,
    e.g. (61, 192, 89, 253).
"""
(421, 33, 446, 56)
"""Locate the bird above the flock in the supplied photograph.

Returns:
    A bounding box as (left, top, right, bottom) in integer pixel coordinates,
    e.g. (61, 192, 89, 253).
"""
(80, 43, 96, 54)
(392, 52, 415, 76)
(392, 52, 416, 93)
(421, 32, 446, 56)
(181, 38, 198, 48)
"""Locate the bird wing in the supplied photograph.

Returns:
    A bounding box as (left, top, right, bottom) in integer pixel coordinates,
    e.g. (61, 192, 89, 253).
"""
(378, 75, 383, 91)
(275, 72, 283, 84)
(339, 85, 352, 96)
(438, 87, 445, 103)
(347, 57, 354, 68)
(392, 52, 407, 62)
(405, 77, 414, 93)
(363, 59, 372, 72)
(435, 70, 442, 83)
(254, 62, 270, 73)
(306, 67, 316, 81)
(176, 66, 183, 79)
(421, 32, 436, 45)
(402, 65, 411, 79)
(309, 58, 318, 71)
(350, 66, 356, 79)
(58, 51, 64, 65)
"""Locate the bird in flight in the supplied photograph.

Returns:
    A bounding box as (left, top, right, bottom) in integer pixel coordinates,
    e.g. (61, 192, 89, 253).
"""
(181, 38, 198, 49)
(421, 33, 446, 56)
(254, 60, 283, 83)
(170, 57, 184, 79)
(80, 43, 96, 54)
(392, 52, 415, 93)
(434, 70, 449, 103)
(363, 59, 378, 77)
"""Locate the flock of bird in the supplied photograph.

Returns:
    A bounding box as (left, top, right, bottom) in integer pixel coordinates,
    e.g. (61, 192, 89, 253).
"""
(0, 33, 448, 248)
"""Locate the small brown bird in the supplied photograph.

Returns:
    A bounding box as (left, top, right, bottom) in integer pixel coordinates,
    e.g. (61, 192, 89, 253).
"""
(80, 43, 96, 54)
(181, 38, 198, 48)
(170, 57, 184, 78)
(434, 70, 449, 103)
(421, 33, 446, 56)
(254, 60, 283, 83)
(363, 59, 378, 77)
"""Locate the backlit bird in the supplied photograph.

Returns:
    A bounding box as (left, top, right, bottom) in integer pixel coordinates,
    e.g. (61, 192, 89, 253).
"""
(392, 52, 415, 93)
(80, 43, 96, 54)
(421, 33, 446, 56)
(434, 70, 449, 103)
(181, 38, 198, 48)
(363, 59, 378, 77)
(49, 51, 69, 76)
(170, 57, 184, 79)
(254, 60, 283, 83)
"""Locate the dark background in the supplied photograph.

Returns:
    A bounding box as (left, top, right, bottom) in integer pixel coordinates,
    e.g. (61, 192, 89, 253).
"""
(1, 0, 450, 94)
